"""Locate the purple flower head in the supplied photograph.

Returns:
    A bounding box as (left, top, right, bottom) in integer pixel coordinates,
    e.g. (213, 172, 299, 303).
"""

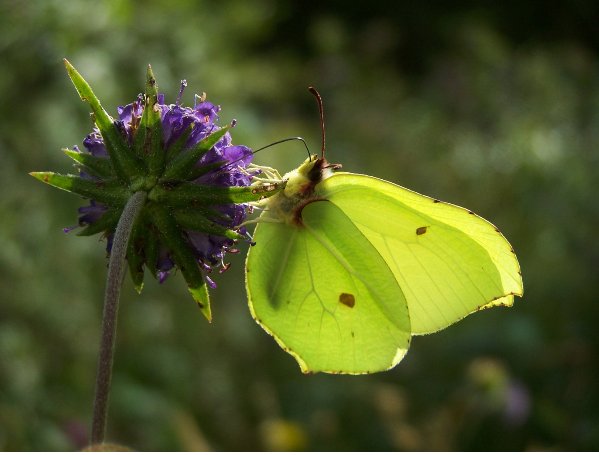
(32, 62, 282, 318)
(77, 82, 257, 283)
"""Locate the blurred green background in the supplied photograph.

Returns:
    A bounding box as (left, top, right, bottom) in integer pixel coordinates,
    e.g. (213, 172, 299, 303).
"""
(1, 0, 598, 450)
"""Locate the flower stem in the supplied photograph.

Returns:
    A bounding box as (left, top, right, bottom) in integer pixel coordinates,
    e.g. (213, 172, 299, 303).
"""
(91, 191, 147, 445)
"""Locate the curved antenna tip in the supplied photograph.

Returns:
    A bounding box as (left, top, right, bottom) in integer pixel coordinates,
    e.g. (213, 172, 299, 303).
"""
(308, 87, 326, 159)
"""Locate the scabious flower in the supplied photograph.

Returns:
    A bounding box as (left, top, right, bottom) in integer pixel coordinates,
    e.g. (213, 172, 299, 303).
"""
(31, 60, 280, 320)
(79, 92, 253, 281)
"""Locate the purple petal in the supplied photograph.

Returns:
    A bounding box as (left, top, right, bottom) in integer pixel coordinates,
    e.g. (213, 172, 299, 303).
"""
(205, 275, 217, 289)
(222, 145, 253, 166)
(78, 201, 107, 225)
(194, 101, 220, 122)
(83, 131, 108, 157)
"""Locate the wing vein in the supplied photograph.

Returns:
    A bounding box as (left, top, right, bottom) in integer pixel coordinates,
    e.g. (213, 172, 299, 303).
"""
(267, 228, 297, 301)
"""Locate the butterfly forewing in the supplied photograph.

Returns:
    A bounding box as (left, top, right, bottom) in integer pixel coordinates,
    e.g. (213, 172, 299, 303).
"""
(318, 173, 523, 335)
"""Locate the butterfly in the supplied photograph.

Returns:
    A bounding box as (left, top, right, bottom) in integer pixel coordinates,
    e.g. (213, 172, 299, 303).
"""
(245, 89, 523, 374)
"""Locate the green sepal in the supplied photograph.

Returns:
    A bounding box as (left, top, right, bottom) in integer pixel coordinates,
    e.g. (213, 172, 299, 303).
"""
(185, 160, 228, 182)
(140, 65, 165, 179)
(161, 126, 230, 182)
(189, 284, 211, 322)
(165, 124, 193, 163)
(63, 148, 113, 178)
(133, 65, 160, 154)
(150, 181, 283, 207)
(172, 209, 244, 240)
(76, 207, 121, 236)
(174, 205, 234, 224)
(30, 172, 130, 206)
(132, 86, 149, 154)
(198, 206, 235, 223)
(127, 212, 146, 294)
(144, 224, 160, 279)
(63, 59, 144, 182)
(148, 203, 212, 321)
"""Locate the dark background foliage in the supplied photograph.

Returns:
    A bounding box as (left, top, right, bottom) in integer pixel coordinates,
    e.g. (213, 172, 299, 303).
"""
(1, 0, 598, 450)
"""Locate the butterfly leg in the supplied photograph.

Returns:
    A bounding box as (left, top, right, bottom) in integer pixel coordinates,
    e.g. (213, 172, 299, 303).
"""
(246, 164, 283, 181)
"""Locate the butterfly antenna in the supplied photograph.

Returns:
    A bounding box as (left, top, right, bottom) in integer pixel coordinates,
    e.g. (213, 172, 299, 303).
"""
(308, 86, 326, 160)
(252, 137, 311, 160)
(208, 136, 312, 176)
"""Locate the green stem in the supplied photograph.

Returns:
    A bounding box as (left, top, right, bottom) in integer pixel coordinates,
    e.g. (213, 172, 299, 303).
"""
(91, 191, 147, 445)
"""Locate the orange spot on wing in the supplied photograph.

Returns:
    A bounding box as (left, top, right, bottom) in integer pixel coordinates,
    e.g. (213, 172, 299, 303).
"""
(339, 293, 355, 308)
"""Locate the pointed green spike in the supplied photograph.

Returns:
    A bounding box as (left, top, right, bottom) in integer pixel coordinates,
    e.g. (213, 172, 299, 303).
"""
(189, 281, 212, 322)
(138, 65, 165, 178)
(144, 225, 160, 279)
(149, 181, 283, 207)
(172, 209, 245, 240)
(63, 59, 144, 182)
(63, 148, 113, 178)
(133, 65, 153, 153)
(149, 203, 212, 320)
(30, 172, 130, 206)
(185, 160, 228, 182)
(161, 126, 230, 182)
(165, 123, 193, 162)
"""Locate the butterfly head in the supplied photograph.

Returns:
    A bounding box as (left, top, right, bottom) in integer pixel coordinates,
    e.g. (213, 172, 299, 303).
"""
(262, 155, 340, 227)
(283, 155, 341, 197)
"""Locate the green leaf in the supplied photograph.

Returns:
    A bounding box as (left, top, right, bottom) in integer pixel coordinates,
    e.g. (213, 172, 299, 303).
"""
(150, 181, 283, 207)
(63, 59, 144, 182)
(172, 209, 245, 240)
(30, 172, 130, 206)
(161, 126, 230, 182)
(63, 148, 113, 178)
(148, 203, 212, 320)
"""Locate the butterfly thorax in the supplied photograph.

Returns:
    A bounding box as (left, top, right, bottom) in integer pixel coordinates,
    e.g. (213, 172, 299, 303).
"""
(266, 156, 340, 227)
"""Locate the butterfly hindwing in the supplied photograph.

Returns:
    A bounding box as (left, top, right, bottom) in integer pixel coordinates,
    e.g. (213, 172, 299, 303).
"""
(246, 200, 411, 374)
